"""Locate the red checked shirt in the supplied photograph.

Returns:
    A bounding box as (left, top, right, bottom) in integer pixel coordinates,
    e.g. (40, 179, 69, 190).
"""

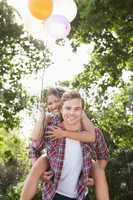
(29, 115, 109, 200)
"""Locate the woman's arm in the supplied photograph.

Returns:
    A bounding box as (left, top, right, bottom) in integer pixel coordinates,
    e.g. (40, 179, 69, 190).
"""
(46, 127, 95, 142)
(29, 107, 47, 164)
(31, 107, 47, 141)
(64, 130, 95, 142)
(81, 111, 95, 135)
(46, 111, 95, 143)
(29, 138, 45, 165)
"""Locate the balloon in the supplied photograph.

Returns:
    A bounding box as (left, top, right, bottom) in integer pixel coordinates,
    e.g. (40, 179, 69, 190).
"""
(52, 0, 77, 22)
(43, 15, 71, 39)
(28, 0, 53, 20)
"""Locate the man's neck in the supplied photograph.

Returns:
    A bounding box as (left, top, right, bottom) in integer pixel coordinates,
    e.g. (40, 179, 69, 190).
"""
(63, 122, 81, 132)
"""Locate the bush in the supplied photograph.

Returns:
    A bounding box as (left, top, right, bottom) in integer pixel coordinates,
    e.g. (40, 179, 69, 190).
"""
(6, 182, 23, 200)
(107, 149, 133, 200)
(0, 128, 30, 197)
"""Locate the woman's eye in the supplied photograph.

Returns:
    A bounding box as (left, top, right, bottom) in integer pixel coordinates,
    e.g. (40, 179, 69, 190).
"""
(55, 100, 59, 103)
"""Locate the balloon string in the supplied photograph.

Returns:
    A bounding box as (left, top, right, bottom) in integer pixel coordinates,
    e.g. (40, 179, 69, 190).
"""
(40, 62, 45, 101)
(39, 39, 48, 107)
(38, 33, 48, 110)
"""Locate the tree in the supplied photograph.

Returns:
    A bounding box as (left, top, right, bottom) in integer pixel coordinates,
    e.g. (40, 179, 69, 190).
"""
(72, 0, 133, 86)
(70, 0, 133, 147)
(0, 0, 51, 129)
(68, 1, 133, 198)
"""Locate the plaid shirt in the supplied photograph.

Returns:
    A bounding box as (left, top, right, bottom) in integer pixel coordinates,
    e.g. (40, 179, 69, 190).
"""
(29, 116, 109, 200)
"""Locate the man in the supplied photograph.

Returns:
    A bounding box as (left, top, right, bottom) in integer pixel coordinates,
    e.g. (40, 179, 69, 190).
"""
(21, 91, 109, 200)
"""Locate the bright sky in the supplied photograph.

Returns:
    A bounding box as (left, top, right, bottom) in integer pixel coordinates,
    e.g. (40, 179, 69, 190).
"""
(7, 0, 94, 97)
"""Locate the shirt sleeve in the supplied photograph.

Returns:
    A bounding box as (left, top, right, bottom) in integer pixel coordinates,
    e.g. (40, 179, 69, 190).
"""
(29, 137, 45, 160)
(91, 128, 109, 160)
(29, 115, 61, 161)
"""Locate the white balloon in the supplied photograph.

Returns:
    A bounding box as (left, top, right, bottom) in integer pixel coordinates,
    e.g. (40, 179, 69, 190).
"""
(43, 15, 71, 39)
(52, 0, 77, 22)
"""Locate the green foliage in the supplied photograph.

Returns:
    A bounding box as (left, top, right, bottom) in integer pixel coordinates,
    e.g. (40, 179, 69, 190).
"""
(0, 0, 51, 129)
(6, 181, 42, 200)
(0, 128, 30, 196)
(0, 127, 43, 199)
(107, 149, 133, 200)
(70, 1, 133, 198)
(6, 182, 24, 200)
(71, 0, 133, 150)
(72, 0, 133, 85)
(79, 80, 133, 152)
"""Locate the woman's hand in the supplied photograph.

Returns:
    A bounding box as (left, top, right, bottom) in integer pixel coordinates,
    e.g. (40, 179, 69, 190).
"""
(46, 126, 65, 140)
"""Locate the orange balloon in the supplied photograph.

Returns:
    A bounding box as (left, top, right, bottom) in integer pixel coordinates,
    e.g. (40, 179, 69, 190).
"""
(28, 0, 53, 20)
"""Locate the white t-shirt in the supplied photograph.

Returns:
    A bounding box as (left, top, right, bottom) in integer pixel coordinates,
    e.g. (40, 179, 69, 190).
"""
(56, 138, 83, 198)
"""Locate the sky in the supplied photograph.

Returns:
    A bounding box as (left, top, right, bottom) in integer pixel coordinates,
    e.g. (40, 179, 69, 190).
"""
(7, 0, 93, 97)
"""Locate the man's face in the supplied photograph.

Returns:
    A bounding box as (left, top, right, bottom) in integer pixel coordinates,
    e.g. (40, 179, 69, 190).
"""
(61, 98, 83, 126)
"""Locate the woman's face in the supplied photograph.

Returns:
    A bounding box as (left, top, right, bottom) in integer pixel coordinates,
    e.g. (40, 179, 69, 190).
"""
(47, 94, 61, 114)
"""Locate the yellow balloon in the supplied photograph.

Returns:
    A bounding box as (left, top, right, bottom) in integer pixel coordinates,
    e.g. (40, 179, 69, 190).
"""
(28, 0, 53, 20)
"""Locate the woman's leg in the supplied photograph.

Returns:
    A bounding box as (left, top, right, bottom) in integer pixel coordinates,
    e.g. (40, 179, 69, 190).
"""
(20, 156, 49, 200)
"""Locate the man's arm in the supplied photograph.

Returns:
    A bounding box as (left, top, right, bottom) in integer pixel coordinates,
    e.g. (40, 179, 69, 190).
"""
(93, 128, 109, 168)
(91, 129, 110, 200)
(93, 161, 110, 200)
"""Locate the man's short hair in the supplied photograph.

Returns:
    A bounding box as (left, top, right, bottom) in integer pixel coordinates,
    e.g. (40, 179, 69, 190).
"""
(61, 91, 84, 109)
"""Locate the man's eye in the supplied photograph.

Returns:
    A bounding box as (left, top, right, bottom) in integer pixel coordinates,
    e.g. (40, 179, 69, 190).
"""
(75, 108, 81, 111)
